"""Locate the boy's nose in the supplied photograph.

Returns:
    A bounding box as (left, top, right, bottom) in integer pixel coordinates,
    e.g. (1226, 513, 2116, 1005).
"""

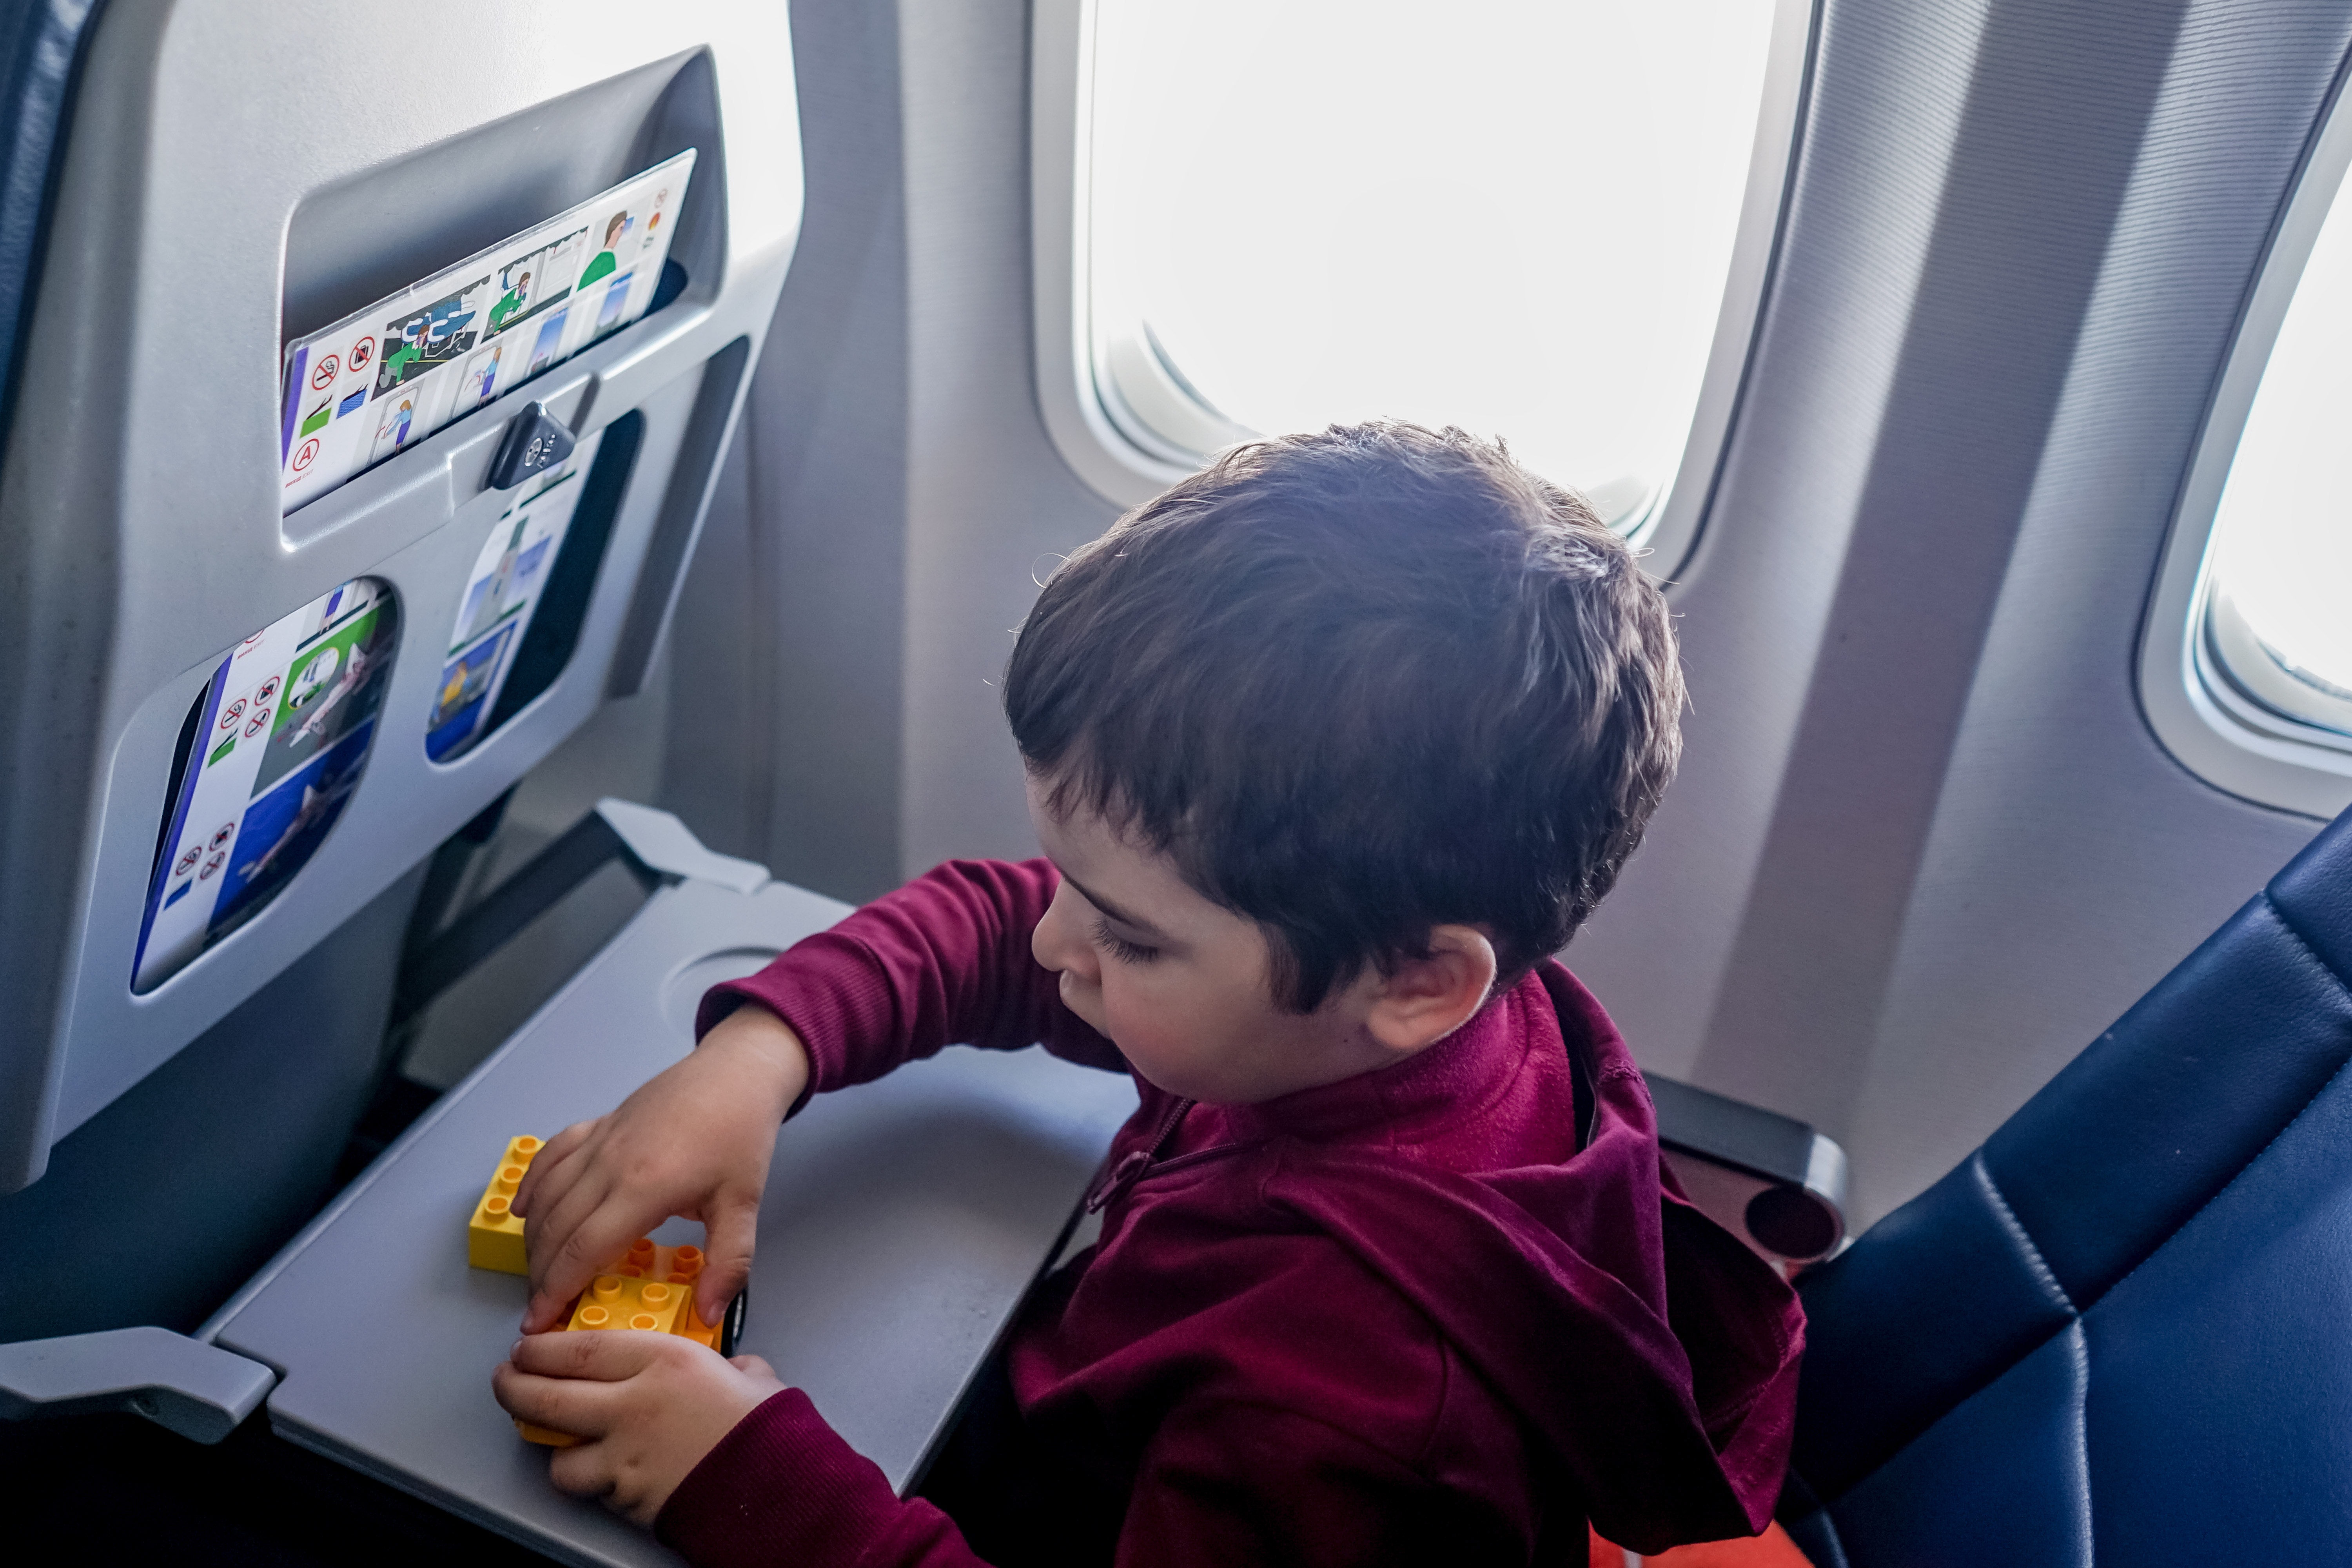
(1032, 884, 1098, 982)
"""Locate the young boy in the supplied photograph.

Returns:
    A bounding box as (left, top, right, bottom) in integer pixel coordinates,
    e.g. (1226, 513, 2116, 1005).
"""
(492, 423, 1803, 1564)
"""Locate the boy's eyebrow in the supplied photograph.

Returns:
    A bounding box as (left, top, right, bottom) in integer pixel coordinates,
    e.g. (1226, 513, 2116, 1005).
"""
(1061, 873, 1166, 938)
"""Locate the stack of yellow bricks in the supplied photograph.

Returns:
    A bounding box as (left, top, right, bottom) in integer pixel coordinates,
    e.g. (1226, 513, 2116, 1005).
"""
(468, 1134, 726, 1446)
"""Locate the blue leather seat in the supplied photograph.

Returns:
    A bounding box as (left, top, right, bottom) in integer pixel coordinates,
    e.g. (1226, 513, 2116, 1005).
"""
(1782, 804, 2352, 1566)
(0, 1, 106, 436)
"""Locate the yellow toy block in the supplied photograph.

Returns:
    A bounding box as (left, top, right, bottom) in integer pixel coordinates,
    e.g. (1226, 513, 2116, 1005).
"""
(518, 1237, 724, 1446)
(617, 1236, 726, 1350)
(570, 1273, 687, 1332)
(467, 1135, 543, 1275)
(675, 1302, 724, 1353)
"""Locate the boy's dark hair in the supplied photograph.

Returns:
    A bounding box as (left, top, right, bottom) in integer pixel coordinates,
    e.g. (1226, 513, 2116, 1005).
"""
(1005, 421, 1683, 1012)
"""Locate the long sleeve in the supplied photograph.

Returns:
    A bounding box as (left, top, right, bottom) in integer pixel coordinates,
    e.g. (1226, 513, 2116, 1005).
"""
(656, 1391, 990, 1568)
(695, 858, 1127, 1105)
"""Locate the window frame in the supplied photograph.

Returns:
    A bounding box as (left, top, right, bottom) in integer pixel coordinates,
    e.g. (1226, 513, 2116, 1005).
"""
(2140, 74, 2352, 822)
(1029, 0, 1821, 577)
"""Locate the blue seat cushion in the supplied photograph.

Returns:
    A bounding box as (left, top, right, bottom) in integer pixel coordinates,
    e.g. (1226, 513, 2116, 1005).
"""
(1786, 805, 2352, 1561)
(1809, 1027, 2352, 1561)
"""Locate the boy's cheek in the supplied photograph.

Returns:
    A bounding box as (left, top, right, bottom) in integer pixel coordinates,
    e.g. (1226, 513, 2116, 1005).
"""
(1058, 970, 1112, 1036)
(1096, 984, 1183, 1071)
(1096, 1006, 1183, 1090)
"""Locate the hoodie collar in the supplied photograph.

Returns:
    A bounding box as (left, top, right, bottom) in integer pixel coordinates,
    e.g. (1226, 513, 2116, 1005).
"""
(1218, 974, 1553, 1146)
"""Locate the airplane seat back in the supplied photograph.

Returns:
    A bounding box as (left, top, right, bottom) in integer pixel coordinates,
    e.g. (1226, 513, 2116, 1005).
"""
(1781, 803, 2352, 1564)
(0, 4, 89, 441)
(0, 4, 800, 1342)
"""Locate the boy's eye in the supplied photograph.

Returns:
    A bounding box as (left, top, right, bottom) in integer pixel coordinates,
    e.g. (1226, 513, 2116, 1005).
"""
(1091, 915, 1160, 965)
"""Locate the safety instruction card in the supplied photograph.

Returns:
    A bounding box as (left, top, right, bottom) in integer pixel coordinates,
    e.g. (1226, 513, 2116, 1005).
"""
(425, 430, 604, 762)
(134, 579, 399, 990)
(278, 150, 693, 513)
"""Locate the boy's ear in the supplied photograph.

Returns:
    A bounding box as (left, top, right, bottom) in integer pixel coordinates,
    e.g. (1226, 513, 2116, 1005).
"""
(1363, 926, 1498, 1056)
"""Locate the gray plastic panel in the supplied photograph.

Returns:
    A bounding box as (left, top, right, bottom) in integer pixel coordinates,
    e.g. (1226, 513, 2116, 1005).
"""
(0, 1325, 274, 1444)
(0, 2, 806, 1187)
(207, 874, 1138, 1568)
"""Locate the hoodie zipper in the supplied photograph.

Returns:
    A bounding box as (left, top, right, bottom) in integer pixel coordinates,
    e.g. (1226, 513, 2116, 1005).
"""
(1085, 1095, 1196, 1213)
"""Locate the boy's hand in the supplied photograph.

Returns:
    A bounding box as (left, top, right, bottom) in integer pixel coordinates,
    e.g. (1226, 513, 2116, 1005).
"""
(492, 1331, 786, 1526)
(512, 1005, 811, 1331)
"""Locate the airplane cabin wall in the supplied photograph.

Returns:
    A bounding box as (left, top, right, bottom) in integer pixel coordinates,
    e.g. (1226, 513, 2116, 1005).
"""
(668, 0, 1113, 901)
(897, 0, 1123, 875)
(666, 0, 915, 898)
(1572, 0, 2343, 1227)
(670, 0, 2340, 1230)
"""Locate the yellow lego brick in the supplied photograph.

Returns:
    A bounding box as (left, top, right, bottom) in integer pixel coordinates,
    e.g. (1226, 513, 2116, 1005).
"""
(568, 1271, 688, 1334)
(619, 1237, 710, 1289)
(518, 1237, 722, 1446)
(641, 1239, 723, 1349)
(467, 1135, 543, 1275)
(675, 1304, 723, 1352)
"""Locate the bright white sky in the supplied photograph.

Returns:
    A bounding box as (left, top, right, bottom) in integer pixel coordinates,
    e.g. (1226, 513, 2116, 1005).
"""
(1089, 0, 1778, 512)
(2211, 181, 2352, 693)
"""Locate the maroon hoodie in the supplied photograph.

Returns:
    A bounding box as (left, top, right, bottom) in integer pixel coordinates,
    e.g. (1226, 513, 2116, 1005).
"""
(659, 859, 1802, 1566)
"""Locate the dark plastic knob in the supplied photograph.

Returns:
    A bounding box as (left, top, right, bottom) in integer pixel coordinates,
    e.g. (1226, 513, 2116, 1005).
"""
(487, 401, 576, 490)
(1745, 1183, 1842, 1261)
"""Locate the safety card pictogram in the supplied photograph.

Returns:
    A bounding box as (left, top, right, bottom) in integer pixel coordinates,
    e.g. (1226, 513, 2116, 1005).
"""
(425, 430, 604, 762)
(277, 149, 694, 514)
(134, 579, 400, 990)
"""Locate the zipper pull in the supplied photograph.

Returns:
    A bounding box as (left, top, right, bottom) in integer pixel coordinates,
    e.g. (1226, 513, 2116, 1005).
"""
(1083, 1097, 1194, 1214)
(1085, 1150, 1151, 1214)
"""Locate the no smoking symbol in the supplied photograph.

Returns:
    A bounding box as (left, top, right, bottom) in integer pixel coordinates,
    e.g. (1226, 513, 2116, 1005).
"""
(310, 354, 339, 390)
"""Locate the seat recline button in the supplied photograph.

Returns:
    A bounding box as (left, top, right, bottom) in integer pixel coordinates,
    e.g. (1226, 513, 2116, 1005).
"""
(487, 400, 576, 490)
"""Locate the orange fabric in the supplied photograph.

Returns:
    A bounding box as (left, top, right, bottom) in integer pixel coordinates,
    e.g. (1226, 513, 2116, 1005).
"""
(1590, 1522, 1814, 1568)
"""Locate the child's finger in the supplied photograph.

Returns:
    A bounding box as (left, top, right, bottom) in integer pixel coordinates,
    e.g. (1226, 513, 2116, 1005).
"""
(492, 1359, 622, 1438)
(510, 1327, 671, 1382)
(510, 1119, 595, 1219)
(528, 1200, 665, 1330)
(728, 1353, 777, 1379)
(546, 1436, 619, 1501)
(695, 1190, 762, 1326)
(523, 1215, 617, 1331)
(523, 1177, 648, 1332)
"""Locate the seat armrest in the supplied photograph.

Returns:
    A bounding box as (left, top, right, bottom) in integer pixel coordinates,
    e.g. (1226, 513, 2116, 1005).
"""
(0, 1326, 274, 1443)
(1644, 1072, 1848, 1262)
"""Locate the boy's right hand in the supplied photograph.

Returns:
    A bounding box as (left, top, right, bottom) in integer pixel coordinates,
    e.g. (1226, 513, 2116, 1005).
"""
(512, 1004, 811, 1332)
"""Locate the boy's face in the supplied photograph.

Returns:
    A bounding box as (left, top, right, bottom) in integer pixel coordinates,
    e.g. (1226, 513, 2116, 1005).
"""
(1025, 775, 1497, 1105)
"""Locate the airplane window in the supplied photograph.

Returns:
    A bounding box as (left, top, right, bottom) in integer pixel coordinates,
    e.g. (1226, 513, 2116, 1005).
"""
(1080, 0, 1781, 533)
(2203, 176, 2352, 741)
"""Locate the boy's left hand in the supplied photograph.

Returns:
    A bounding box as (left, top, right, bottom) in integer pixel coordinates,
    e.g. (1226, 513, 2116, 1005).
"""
(492, 1331, 786, 1526)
